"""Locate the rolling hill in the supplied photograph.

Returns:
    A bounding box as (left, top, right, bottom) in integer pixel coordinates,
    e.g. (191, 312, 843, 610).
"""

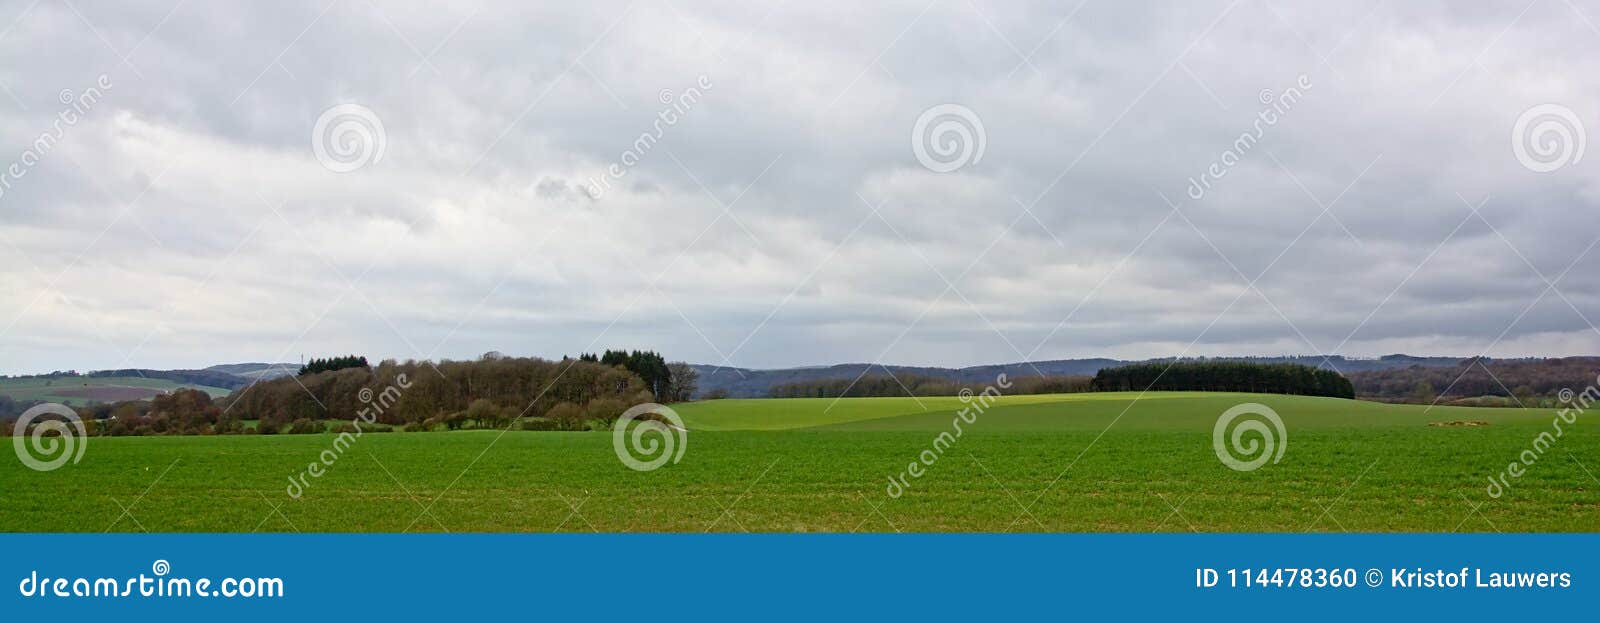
(691, 354, 1472, 398)
(0, 363, 296, 413)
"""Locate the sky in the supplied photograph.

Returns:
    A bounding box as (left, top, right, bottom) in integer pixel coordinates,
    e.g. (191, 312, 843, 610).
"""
(2, 0, 1599, 375)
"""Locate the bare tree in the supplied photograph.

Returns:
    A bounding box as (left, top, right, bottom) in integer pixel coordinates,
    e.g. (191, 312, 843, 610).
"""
(666, 362, 699, 402)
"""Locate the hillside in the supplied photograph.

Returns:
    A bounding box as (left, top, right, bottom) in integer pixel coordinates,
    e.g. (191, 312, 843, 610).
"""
(692, 354, 1471, 398)
(0, 375, 233, 411)
(205, 362, 299, 381)
(0, 362, 295, 415)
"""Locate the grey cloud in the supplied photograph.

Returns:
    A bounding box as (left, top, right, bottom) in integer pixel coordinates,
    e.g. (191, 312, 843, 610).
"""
(3, 0, 1599, 374)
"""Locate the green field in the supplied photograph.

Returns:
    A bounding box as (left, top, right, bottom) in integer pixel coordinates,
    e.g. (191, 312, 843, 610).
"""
(4, 392, 1597, 532)
(0, 376, 232, 407)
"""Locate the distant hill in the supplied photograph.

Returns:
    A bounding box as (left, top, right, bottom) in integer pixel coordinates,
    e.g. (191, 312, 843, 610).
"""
(1348, 356, 1600, 404)
(691, 355, 1479, 398)
(87, 368, 255, 390)
(0, 363, 297, 413)
(0, 375, 233, 412)
(0, 361, 305, 416)
(205, 362, 299, 381)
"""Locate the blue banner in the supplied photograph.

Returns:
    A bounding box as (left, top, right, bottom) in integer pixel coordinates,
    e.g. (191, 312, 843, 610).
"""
(3, 534, 1593, 620)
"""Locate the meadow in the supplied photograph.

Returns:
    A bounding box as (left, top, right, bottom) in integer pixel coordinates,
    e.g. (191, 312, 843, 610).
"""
(3, 392, 1597, 532)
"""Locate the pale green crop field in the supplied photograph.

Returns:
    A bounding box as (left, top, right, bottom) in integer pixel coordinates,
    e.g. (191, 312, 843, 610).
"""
(674, 392, 1557, 431)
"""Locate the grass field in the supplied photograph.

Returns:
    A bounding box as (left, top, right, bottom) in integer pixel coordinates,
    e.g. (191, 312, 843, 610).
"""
(4, 392, 1598, 532)
(0, 376, 232, 407)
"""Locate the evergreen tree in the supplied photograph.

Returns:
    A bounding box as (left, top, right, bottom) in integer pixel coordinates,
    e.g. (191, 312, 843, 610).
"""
(298, 355, 370, 376)
(1090, 361, 1354, 398)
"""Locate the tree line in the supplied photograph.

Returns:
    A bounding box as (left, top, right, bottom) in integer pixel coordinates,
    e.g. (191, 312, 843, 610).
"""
(299, 355, 370, 376)
(228, 353, 696, 433)
(10, 350, 701, 437)
(0, 395, 42, 420)
(1090, 361, 1355, 398)
(1346, 357, 1600, 406)
(573, 350, 697, 400)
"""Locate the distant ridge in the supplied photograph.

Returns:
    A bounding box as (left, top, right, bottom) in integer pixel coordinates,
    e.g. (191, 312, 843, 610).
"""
(690, 355, 1485, 398)
(1, 363, 298, 393)
(204, 362, 299, 381)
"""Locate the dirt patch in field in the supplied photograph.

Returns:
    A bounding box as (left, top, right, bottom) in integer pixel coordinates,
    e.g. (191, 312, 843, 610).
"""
(1428, 420, 1490, 427)
(54, 386, 164, 402)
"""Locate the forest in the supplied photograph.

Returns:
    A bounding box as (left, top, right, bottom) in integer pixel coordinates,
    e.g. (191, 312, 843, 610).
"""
(1346, 356, 1600, 405)
(1090, 361, 1356, 399)
(28, 350, 699, 436)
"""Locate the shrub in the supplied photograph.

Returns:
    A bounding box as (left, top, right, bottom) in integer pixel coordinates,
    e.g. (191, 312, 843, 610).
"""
(583, 397, 628, 423)
(465, 398, 507, 429)
(285, 418, 323, 434)
(545, 402, 586, 430)
(423, 413, 453, 430)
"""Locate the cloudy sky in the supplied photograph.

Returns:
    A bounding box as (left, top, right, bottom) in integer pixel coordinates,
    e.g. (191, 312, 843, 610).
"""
(2, 0, 1599, 374)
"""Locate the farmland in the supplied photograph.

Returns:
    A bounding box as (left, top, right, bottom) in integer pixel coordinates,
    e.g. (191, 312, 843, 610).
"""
(3, 392, 1596, 532)
(0, 376, 232, 407)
